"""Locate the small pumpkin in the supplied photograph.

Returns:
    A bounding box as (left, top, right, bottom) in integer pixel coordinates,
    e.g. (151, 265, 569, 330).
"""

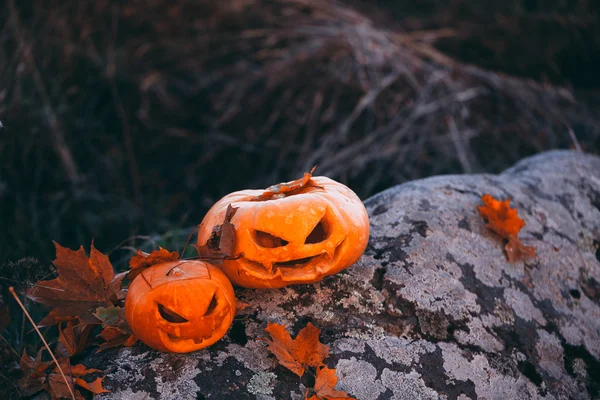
(125, 260, 235, 353)
(197, 176, 369, 288)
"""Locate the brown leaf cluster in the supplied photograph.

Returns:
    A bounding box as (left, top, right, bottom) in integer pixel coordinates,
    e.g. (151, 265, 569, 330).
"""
(20, 242, 142, 399)
(26, 242, 126, 326)
(19, 349, 108, 400)
(263, 322, 354, 399)
(478, 194, 537, 263)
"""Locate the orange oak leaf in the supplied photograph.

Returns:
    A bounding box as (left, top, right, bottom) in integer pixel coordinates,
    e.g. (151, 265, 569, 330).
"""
(26, 242, 126, 326)
(478, 194, 536, 263)
(194, 205, 240, 264)
(74, 377, 109, 394)
(57, 320, 96, 357)
(254, 166, 318, 201)
(94, 306, 138, 352)
(263, 322, 329, 377)
(236, 299, 251, 315)
(306, 366, 354, 400)
(128, 247, 179, 281)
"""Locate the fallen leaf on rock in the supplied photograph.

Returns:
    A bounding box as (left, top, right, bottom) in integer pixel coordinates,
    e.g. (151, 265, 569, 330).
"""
(263, 321, 329, 377)
(128, 247, 179, 281)
(95, 306, 137, 352)
(478, 194, 536, 263)
(74, 376, 109, 395)
(26, 242, 126, 326)
(194, 205, 240, 263)
(235, 299, 251, 315)
(254, 166, 318, 201)
(306, 366, 354, 400)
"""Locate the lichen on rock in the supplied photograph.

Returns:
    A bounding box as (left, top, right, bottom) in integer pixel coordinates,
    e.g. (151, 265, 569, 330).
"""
(91, 150, 600, 399)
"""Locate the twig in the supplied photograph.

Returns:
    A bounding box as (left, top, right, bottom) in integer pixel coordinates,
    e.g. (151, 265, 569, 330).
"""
(7, 0, 80, 184)
(447, 115, 472, 173)
(181, 225, 200, 259)
(0, 333, 20, 359)
(567, 126, 582, 152)
(108, 5, 141, 205)
(8, 287, 76, 400)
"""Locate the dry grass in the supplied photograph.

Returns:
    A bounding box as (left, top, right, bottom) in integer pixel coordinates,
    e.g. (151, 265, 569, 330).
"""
(0, 0, 598, 263)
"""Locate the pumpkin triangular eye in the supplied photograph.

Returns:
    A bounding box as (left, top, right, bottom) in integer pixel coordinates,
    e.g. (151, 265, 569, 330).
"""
(205, 294, 219, 315)
(157, 303, 188, 323)
(253, 230, 289, 248)
(305, 219, 327, 244)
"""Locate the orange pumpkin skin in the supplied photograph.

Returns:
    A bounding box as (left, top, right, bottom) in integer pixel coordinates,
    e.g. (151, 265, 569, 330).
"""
(198, 176, 370, 288)
(125, 260, 235, 353)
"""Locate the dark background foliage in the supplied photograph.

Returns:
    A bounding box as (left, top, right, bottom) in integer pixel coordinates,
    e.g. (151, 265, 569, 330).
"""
(0, 0, 598, 266)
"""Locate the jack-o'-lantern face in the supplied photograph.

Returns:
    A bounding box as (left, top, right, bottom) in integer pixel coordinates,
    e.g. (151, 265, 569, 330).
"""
(125, 260, 235, 353)
(198, 176, 369, 288)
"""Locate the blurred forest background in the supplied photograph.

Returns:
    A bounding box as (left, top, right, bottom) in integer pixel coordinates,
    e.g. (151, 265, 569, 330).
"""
(1, 0, 599, 267)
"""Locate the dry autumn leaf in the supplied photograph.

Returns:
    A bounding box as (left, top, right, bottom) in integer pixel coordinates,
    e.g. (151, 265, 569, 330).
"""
(26, 242, 126, 326)
(478, 194, 536, 263)
(128, 247, 179, 281)
(263, 321, 329, 377)
(94, 306, 137, 352)
(194, 205, 239, 263)
(254, 166, 318, 201)
(19, 349, 109, 399)
(306, 366, 354, 400)
(235, 299, 251, 315)
(18, 348, 53, 396)
(57, 320, 96, 357)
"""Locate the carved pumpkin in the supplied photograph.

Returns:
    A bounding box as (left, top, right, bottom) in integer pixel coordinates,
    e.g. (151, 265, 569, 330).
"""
(197, 176, 369, 288)
(125, 260, 235, 353)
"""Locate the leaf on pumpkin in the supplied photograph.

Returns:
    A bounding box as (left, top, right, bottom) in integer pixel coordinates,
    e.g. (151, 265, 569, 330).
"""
(306, 366, 354, 400)
(263, 321, 329, 377)
(57, 320, 96, 357)
(478, 194, 536, 263)
(26, 242, 125, 326)
(128, 247, 179, 282)
(254, 166, 318, 201)
(194, 205, 240, 264)
(94, 306, 138, 352)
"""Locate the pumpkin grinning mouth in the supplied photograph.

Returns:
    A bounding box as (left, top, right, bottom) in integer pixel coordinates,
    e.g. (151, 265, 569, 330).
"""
(272, 255, 319, 268)
(165, 332, 208, 344)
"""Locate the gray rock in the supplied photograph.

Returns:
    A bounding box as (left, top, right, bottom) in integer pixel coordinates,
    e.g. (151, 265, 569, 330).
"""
(90, 150, 600, 400)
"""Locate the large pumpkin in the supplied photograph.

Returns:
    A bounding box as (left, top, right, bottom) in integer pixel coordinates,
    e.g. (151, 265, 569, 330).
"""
(125, 260, 235, 353)
(197, 176, 369, 288)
